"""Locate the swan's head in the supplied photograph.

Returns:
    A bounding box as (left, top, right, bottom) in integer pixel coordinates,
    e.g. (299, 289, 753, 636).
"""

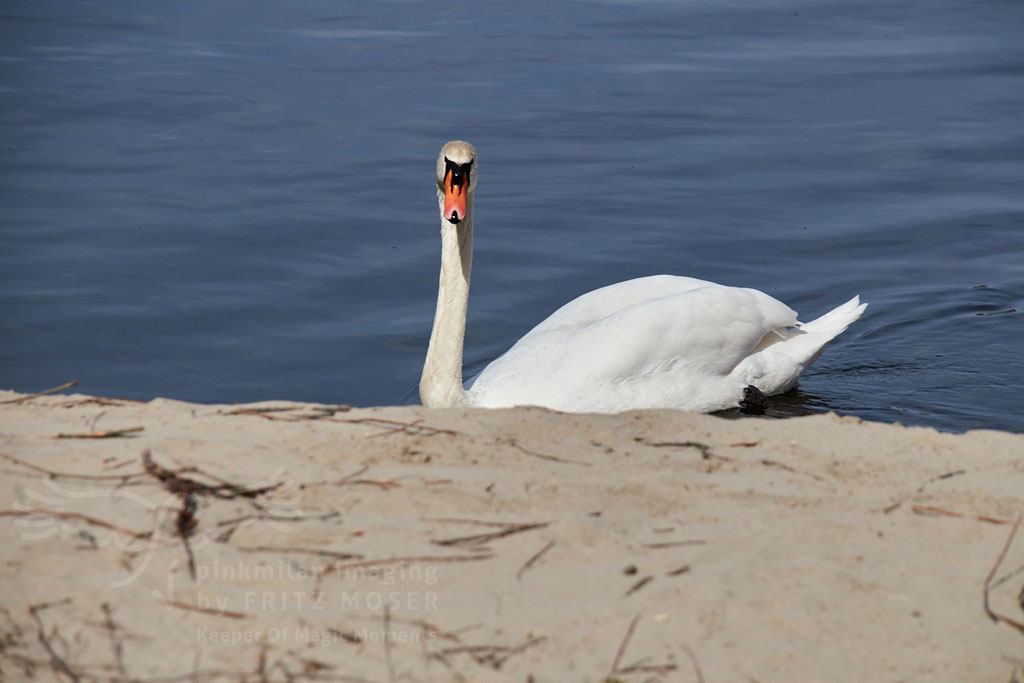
(437, 140, 477, 225)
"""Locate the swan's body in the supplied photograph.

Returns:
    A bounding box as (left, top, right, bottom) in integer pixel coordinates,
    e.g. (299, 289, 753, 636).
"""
(420, 141, 866, 413)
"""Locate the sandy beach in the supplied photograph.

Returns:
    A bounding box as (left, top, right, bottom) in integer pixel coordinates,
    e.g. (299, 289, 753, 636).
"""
(1, 388, 1022, 681)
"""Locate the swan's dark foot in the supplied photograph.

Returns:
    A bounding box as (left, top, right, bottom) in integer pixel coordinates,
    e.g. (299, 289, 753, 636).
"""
(740, 385, 770, 415)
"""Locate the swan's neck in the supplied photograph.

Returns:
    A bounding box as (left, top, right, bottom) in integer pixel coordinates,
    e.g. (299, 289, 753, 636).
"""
(420, 199, 474, 407)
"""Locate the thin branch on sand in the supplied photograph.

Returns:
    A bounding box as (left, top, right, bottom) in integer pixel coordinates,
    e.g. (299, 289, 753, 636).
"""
(176, 493, 198, 580)
(608, 611, 677, 676)
(644, 539, 706, 549)
(432, 636, 546, 670)
(517, 540, 555, 580)
(54, 396, 143, 407)
(163, 599, 249, 620)
(28, 599, 80, 682)
(383, 605, 396, 682)
(636, 437, 733, 467)
(680, 642, 706, 683)
(625, 576, 654, 596)
(142, 450, 282, 499)
(916, 469, 967, 493)
(912, 504, 1012, 525)
(432, 521, 550, 548)
(610, 612, 641, 674)
(52, 426, 144, 439)
(506, 439, 591, 466)
(326, 627, 363, 644)
(333, 417, 457, 438)
(320, 554, 493, 579)
(759, 458, 828, 483)
(984, 513, 1024, 634)
(220, 405, 351, 420)
(637, 438, 711, 455)
(214, 511, 341, 543)
(335, 466, 402, 491)
(100, 602, 126, 678)
(236, 545, 363, 561)
(424, 516, 536, 528)
(0, 452, 145, 483)
(0, 508, 151, 540)
(0, 380, 79, 404)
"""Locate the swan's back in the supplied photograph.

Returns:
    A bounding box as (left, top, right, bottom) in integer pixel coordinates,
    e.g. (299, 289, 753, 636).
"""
(465, 274, 856, 413)
(527, 275, 714, 333)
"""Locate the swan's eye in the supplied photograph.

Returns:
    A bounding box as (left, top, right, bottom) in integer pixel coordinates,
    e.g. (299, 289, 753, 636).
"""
(443, 157, 473, 189)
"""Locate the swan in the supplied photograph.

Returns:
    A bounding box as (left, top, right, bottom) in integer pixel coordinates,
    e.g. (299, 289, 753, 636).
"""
(420, 140, 866, 413)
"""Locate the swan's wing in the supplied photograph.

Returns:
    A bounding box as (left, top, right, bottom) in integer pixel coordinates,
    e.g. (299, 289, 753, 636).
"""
(469, 282, 798, 411)
(527, 275, 716, 334)
(583, 285, 796, 377)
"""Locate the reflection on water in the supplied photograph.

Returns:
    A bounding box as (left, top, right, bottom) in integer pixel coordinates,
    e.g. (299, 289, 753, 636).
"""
(714, 388, 833, 421)
(1, 0, 1022, 432)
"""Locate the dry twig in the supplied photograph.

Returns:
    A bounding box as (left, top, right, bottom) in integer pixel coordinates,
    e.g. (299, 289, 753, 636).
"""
(610, 612, 641, 674)
(163, 599, 249, 620)
(433, 636, 545, 669)
(0, 451, 144, 483)
(214, 510, 340, 543)
(912, 504, 1012, 525)
(142, 450, 281, 499)
(625, 576, 654, 596)
(54, 397, 142, 408)
(637, 438, 733, 468)
(320, 553, 493, 579)
(52, 426, 144, 439)
(984, 514, 1024, 634)
(645, 539, 706, 549)
(916, 469, 967, 492)
(236, 545, 363, 561)
(759, 458, 828, 482)
(383, 606, 396, 682)
(432, 521, 549, 548)
(334, 466, 402, 491)
(28, 599, 80, 682)
(517, 540, 555, 580)
(0, 380, 79, 404)
(333, 416, 457, 438)
(221, 405, 351, 420)
(100, 602, 126, 678)
(681, 642, 706, 683)
(608, 611, 677, 676)
(0, 508, 151, 540)
(507, 439, 591, 467)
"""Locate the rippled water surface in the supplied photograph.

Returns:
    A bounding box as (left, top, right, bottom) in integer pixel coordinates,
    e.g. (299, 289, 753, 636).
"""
(2, 1, 1022, 432)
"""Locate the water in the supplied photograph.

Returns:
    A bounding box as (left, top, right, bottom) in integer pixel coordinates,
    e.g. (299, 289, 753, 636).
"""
(2, 0, 1022, 433)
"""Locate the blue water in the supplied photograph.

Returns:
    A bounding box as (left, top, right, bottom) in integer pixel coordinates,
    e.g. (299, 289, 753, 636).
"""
(2, 1, 1022, 432)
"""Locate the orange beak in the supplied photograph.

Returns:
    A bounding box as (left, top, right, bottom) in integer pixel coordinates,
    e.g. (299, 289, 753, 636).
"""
(443, 168, 468, 224)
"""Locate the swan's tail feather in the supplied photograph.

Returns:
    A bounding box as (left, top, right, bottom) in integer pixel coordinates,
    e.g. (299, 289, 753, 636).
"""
(781, 295, 867, 368)
(745, 296, 866, 396)
(799, 295, 867, 338)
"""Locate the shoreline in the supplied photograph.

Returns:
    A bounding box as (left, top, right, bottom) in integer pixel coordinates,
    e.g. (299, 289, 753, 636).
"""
(1, 389, 1022, 680)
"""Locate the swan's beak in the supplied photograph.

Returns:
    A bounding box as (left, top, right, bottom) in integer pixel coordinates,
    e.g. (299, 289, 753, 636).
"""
(443, 168, 468, 224)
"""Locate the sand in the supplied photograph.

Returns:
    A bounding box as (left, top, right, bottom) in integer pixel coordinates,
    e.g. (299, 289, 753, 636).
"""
(0, 388, 1022, 681)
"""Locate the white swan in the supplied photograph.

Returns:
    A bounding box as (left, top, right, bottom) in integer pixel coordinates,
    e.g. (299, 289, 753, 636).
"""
(420, 140, 867, 413)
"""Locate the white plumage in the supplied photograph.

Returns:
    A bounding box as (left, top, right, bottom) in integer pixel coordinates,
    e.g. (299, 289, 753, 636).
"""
(420, 141, 867, 413)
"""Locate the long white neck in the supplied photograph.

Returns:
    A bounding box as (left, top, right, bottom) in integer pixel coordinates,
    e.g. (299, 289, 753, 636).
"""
(420, 194, 474, 407)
